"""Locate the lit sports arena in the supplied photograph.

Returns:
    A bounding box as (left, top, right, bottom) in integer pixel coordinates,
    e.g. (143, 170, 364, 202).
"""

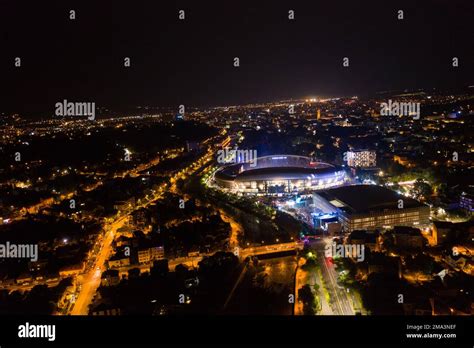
(214, 155, 347, 194)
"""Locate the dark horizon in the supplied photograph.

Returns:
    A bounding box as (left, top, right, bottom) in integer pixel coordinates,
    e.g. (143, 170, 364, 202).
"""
(1, 0, 473, 115)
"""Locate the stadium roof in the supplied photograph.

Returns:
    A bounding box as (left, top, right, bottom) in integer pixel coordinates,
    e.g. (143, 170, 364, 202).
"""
(234, 166, 339, 181)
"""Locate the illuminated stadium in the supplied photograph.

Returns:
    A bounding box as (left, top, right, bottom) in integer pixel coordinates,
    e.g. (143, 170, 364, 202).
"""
(214, 155, 347, 194)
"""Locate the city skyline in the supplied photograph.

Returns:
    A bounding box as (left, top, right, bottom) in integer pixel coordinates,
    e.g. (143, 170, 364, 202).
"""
(4, 85, 473, 120)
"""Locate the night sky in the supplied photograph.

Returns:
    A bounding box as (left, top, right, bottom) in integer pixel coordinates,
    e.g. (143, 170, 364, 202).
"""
(1, 0, 473, 114)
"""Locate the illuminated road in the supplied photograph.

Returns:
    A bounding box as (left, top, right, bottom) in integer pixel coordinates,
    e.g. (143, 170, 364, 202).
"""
(240, 242, 303, 258)
(314, 240, 355, 315)
(70, 181, 170, 315)
(0, 280, 61, 292)
(70, 216, 127, 315)
(218, 209, 243, 251)
(70, 147, 215, 315)
(110, 242, 302, 276)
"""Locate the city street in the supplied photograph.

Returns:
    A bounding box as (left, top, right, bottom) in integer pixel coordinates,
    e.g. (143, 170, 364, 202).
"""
(314, 240, 355, 315)
(69, 147, 215, 315)
(70, 216, 127, 315)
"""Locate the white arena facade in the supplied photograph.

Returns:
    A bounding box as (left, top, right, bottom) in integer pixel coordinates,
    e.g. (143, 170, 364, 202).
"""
(214, 155, 348, 194)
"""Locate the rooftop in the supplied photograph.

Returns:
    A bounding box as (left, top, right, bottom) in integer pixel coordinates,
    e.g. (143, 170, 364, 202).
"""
(317, 185, 426, 214)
